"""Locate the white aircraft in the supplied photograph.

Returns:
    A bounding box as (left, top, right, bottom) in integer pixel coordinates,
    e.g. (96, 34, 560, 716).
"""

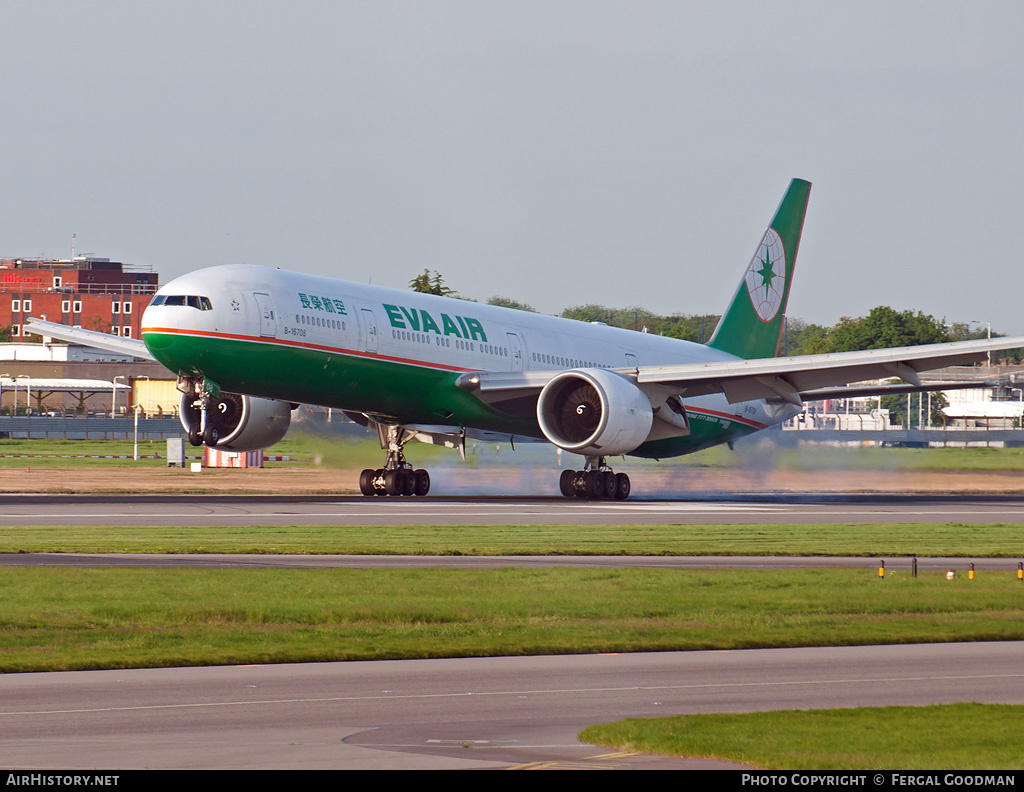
(28, 179, 1024, 499)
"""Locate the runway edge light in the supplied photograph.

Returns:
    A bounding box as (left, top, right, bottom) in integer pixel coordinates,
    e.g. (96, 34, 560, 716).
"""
(878, 560, 884, 579)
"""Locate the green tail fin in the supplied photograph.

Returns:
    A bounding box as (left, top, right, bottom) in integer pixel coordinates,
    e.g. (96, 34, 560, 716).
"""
(707, 178, 811, 359)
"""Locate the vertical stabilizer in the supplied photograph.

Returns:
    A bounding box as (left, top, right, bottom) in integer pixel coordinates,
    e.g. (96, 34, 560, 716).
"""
(708, 179, 811, 359)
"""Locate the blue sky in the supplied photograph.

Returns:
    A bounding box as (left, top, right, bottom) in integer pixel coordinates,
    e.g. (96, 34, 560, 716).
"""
(3, 1, 1022, 333)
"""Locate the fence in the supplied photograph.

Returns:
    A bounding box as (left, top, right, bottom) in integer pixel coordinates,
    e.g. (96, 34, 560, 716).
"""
(0, 416, 183, 440)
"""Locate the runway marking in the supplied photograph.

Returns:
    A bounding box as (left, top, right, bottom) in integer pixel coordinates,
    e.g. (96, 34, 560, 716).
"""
(4, 672, 1023, 718)
(506, 752, 696, 769)
(426, 739, 520, 744)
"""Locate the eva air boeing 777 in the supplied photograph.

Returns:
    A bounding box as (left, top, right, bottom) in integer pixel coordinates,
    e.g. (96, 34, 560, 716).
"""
(28, 179, 1024, 499)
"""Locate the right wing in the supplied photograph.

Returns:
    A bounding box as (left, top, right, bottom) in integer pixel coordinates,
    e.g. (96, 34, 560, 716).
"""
(24, 317, 156, 362)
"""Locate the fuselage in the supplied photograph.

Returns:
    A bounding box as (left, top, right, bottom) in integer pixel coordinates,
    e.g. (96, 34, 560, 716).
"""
(141, 264, 795, 458)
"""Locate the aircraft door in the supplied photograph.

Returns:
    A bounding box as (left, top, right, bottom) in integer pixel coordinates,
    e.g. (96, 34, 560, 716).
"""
(253, 292, 277, 338)
(507, 333, 524, 372)
(361, 308, 379, 353)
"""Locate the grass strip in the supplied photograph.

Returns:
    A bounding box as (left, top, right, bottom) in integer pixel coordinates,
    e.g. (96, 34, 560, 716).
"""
(3, 522, 1024, 557)
(7, 438, 1024, 470)
(1, 567, 1022, 673)
(579, 704, 1024, 770)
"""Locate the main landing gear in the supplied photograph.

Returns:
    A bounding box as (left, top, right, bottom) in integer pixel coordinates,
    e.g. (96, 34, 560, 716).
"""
(558, 457, 630, 500)
(359, 424, 431, 497)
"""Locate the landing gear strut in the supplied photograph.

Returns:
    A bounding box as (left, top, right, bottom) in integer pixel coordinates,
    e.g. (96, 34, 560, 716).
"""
(181, 377, 219, 447)
(558, 456, 630, 500)
(180, 376, 229, 448)
(359, 424, 431, 497)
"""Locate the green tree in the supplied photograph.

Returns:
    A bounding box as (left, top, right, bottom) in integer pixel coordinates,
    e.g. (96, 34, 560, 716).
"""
(881, 389, 948, 428)
(487, 296, 536, 312)
(781, 318, 830, 355)
(409, 269, 457, 297)
(559, 304, 720, 342)
(824, 307, 951, 352)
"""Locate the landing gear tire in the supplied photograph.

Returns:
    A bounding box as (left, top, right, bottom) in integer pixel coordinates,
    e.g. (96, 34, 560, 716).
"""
(614, 472, 630, 500)
(414, 469, 430, 497)
(359, 469, 375, 496)
(188, 426, 202, 447)
(384, 469, 404, 496)
(559, 469, 575, 497)
(203, 425, 220, 447)
(373, 468, 387, 495)
(601, 470, 617, 499)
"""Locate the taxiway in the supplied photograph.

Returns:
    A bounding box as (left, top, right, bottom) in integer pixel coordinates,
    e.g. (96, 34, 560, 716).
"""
(2, 642, 1023, 770)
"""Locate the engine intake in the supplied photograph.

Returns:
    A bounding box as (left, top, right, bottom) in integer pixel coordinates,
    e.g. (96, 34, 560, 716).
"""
(179, 392, 292, 452)
(537, 369, 653, 456)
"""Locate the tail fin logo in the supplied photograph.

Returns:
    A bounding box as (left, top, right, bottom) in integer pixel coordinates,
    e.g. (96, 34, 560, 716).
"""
(744, 228, 786, 322)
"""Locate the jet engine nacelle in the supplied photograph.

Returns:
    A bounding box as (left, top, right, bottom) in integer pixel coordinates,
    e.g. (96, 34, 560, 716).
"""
(536, 369, 653, 456)
(179, 392, 292, 452)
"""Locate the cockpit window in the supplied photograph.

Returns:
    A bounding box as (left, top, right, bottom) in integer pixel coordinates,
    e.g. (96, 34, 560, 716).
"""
(151, 295, 213, 310)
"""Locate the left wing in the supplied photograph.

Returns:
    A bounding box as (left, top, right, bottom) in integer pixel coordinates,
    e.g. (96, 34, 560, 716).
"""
(635, 337, 1024, 405)
(459, 336, 1024, 407)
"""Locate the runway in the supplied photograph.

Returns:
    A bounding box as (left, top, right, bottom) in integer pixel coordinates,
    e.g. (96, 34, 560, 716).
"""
(5, 492, 1024, 525)
(1, 642, 1022, 770)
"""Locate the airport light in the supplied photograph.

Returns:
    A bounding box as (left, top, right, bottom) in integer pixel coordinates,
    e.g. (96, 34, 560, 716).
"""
(972, 320, 992, 367)
(136, 375, 150, 416)
(112, 376, 125, 419)
(17, 375, 30, 416)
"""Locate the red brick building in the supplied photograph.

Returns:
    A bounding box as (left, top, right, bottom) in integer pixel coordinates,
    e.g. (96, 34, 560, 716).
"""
(1, 257, 158, 340)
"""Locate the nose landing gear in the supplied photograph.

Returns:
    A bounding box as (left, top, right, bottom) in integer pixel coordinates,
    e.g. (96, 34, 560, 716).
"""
(181, 377, 233, 448)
